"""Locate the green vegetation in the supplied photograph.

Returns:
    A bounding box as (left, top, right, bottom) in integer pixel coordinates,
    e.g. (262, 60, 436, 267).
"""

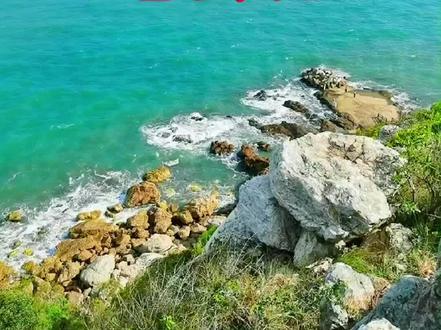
(0, 287, 80, 330)
(82, 247, 330, 330)
(343, 102, 441, 282)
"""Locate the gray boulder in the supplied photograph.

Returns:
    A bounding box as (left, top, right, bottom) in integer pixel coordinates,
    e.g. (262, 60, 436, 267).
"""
(321, 263, 375, 329)
(353, 275, 440, 330)
(358, 319, 399, 330)
(80, 255, 115, 288)
(379, 125, 400, 143)
(270, 132, 404, 242)
(293, 230, 335, 267)
(208, 175, 300, 252)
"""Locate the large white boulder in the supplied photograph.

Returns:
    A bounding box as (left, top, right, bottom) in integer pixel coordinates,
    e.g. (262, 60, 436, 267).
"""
(80, 255, 115, 288)
(270, 132, 403, 241)
(208, 175, 300, 252)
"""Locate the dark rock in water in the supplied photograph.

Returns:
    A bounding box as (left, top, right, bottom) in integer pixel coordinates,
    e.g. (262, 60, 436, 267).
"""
(173, 135, 192, 144)
(257, 141, 271, 152)
(283, 100, 309, 114)
(209, 140, 235, 156)
(190, 113, 204, 121)
(254, 90, 268, 101)
(248, 118, 262, 129)
(237, 144, 269, 176)
(260, 121, 314, 139)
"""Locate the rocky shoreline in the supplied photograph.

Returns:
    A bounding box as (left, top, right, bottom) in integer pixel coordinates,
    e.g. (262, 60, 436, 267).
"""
(2, 67, 428, 326)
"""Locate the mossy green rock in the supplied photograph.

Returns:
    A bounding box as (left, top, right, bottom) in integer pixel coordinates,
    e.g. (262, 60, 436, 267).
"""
(5, 210, 24, 222)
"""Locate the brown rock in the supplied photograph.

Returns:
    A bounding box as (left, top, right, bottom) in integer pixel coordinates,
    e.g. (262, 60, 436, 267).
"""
(58, 261, 81, 285)
(5, 210, 23, 222)
(142, 166, 172, 184)
(190, 223, 207, 234)
(76, 210, 101, 221)
(56, 235, 102, 262)
(76, 250, 94, 262)
(178, 226, 191, 240)
(173, 210, 194, 225)
(127, 210, 149, 229)
(66, 291, 84, 305)
(124, 182, 161, 207)
(148, 207, 172, 234)
(131, 228, 150, 239)
(22, 261, 40, 276)
(209, 140, 235, 156)
(107, 203, 124, 214)
(186, 192, 220, 221)
(0, 261, 15, 288)
(238, 145, 270, 176)
(69, 219, 118, 239)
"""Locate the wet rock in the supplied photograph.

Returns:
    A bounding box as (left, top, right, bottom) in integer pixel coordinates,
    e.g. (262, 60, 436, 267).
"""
(5, 210, 24, 222)
(238, 144, 270, 176)
(248, 118, 262, 129)
(124, 181, 161, 207)
(173, 135, 192, 144)
(107, 203, 124, 214)
(270, 132, 404, 242)
(254, 90, 268, 101)
(148, 207, 172, 234)
(76, 210, 101, 222)
(283, 100, 310, 114)
(69, 219, 118, 239)
(259, 121, 313, 139)
(210, 140, 235, 156)
(142, 166, 172, 184)
(79, 255, 115, 288)
(257, 141, 271, 152)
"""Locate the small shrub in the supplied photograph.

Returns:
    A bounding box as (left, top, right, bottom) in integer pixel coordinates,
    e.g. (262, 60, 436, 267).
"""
(0, 290, 38, 330)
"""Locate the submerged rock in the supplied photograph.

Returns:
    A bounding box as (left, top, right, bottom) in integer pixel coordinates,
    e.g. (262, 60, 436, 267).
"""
(142, 166, 172, 184)
(210, 140, 235, 156)
(270, 132, 404, 242)
(76, 210, 101, 222)
(124, 181, 161, 207)
(5, 210, 24, 222)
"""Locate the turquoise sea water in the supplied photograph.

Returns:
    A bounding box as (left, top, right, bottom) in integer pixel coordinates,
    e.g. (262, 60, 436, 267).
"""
(0, 1, 440, 219)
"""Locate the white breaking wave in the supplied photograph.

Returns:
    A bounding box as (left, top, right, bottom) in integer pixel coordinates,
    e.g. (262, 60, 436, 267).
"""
(0, 171, 135, 269)
(142, 79, 333, 159)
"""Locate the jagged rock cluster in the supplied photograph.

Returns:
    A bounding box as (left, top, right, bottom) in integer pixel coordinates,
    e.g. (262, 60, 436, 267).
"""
(210, 132, 404, 267)
(301, 67, 348, 90)
(18, 167, 223, 305)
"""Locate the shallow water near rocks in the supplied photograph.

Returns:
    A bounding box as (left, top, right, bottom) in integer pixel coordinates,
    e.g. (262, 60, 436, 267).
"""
(0, 0, 440, 268)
